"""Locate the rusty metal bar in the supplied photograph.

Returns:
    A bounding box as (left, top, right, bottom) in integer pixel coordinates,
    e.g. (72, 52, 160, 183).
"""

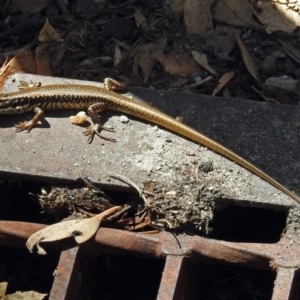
(272, 267, 298, 300)
(49, 247, 82, 300)
(1, 220, 300, 299)
(157, 255, 188, 300)
(1, 221, 300, 270)
(0, 221, 43, 247)
(86, 227, 165, 257)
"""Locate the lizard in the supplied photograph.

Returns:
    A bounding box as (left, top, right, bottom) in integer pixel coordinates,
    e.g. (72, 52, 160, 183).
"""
(0, 78, 299, 204)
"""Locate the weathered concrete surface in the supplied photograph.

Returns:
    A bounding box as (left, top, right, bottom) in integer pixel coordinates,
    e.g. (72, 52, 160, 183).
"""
(0, 74, 299, 206)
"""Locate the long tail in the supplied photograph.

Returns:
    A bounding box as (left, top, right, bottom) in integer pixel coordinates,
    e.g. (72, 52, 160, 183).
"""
(117, 98, 300, 204)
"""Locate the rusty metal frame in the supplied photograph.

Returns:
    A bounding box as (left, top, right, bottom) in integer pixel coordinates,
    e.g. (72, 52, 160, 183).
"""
(0, 220, 299, 299)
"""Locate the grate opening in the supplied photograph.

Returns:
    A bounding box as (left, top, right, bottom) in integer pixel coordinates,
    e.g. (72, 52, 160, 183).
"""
(80, 254, 165, 300)
(210, 205, 286, 243)
(191, 263, 276, 300)
(0, 246, 59, 296)
(0, 179, 133, 223)
(290, 270, 300, 300)
(0, 180, 45, 223)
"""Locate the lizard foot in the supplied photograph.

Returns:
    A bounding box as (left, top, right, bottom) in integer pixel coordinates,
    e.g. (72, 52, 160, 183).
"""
(83, 124, 116, 143)
(14, 120, 35, 132)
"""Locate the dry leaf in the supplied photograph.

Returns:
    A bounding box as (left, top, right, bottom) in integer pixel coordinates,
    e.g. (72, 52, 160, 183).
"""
(36, 19, 65, 75)
(117, 216, 151, 230)
(27, 217, 101, 255)
(39, 19, 61, 42)
(205, 25, 239, 58)
(156, 52, 200, 77)
(137, 38, 167, 83)
(184, 0, 214, 38)
(212, 0, 262, 30)
(114, 44, 122, 65)
(250, 1, 299, 34)
(263, 76, 300, 97)
(212, 71, 234, 95)
(0, 282, 8, 299)
(192, 50, 218, 76)
(175, 76, 212, 91)
(5, 291, 47, 300)
(231, 28, 259, 82)
(135, 9, 148, 30)
(261, 53, 279, 75)
(0, 47, 36, 91)
(26, 206, 121, 255)
(169, 78, 189, 88)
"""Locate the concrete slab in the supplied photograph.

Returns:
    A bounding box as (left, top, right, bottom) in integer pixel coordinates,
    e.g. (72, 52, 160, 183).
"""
(0, 74, 299, 206)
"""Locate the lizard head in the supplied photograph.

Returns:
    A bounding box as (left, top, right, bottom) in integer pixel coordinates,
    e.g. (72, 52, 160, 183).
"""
(0, 95, 33, 114)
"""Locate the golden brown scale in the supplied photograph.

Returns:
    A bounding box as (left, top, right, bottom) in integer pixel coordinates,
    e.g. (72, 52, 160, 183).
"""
(0, 82, 299, 204)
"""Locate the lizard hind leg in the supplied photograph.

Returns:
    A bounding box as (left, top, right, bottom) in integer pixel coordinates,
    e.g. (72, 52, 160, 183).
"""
(83, 124, 115, 143)
(84, 102, 115, 143)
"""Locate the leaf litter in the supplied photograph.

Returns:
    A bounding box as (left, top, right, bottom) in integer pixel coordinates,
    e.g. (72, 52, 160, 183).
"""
(27, 170, 217, 254)
(2, 0, 300, 101)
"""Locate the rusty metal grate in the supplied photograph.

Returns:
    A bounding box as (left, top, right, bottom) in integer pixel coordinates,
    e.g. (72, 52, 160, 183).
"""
(0, 181, 300, 300)
(1, 220, 300, 299)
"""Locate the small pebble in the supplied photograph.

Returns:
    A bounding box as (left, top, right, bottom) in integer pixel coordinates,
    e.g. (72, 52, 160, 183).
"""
(119, 115, 129, 123)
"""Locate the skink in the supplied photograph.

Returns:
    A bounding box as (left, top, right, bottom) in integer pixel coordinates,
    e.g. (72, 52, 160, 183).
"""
(0, 80, 299, 204)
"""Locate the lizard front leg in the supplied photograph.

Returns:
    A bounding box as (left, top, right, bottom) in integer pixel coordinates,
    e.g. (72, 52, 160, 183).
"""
(13, 81, 44, 132)
(14, 107, 44, 132)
